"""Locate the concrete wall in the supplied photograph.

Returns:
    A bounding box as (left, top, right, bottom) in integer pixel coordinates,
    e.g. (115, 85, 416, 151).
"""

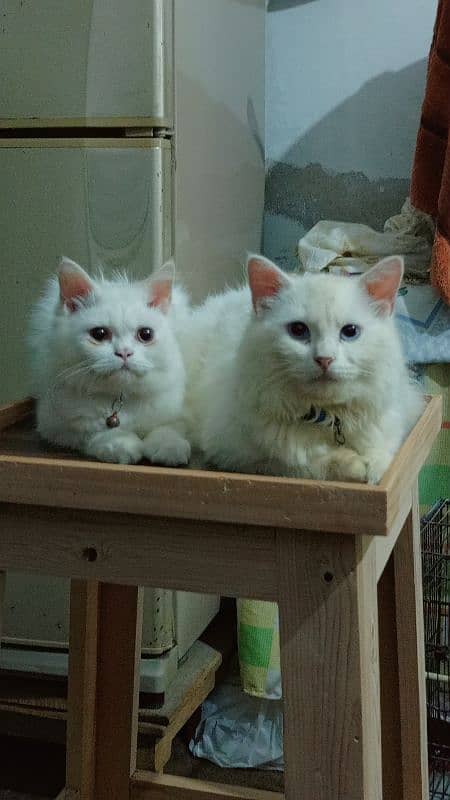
(264, 0, 437, 268)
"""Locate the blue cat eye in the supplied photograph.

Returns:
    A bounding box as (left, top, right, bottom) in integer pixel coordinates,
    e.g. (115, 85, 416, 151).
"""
(340, 324, 361, 341)
(286, 321, 310, 341)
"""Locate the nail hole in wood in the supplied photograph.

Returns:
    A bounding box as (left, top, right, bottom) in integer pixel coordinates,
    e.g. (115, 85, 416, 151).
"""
(82, 547, 98, 563)
(323, 571, 334, 584)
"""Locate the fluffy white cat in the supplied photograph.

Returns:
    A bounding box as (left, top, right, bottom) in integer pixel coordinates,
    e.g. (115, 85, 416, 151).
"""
(185, 254, 424, 483)
(30, 257, 191, 465)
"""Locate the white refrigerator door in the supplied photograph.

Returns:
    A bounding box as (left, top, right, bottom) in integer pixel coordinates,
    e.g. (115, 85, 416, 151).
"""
(0, 0, 172, 126)
(0, 137, 172, 405)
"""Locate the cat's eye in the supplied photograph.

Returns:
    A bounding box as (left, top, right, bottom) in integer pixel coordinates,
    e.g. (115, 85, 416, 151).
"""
(90, 327, 111, 342)
(286, 321, 310, 341)
(340, 324, 361, 341)
(137, 327, 154, 343)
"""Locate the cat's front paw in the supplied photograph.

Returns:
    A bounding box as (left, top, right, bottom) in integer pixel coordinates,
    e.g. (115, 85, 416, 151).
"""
(318, 448, 369, 483)
(86, 431, 143, 465)
(365, 450, 393, 485)
(143, 428, 191, 466)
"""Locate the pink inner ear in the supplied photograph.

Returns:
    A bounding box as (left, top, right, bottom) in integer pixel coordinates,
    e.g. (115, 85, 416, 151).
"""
(149, 278, 172, 312)
(365, 272, 401, 313)
(59, 272, 92, 312)
(248, 259, 284, 312)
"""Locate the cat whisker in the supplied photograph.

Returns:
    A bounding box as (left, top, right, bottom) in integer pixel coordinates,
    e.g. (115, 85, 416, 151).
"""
(54, 357, 91, 376)
(52, 361, 92, 384)
(48, 361, 95, 396)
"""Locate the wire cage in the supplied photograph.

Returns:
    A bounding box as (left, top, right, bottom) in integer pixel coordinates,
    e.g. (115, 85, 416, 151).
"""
(422, 498, 450, 799)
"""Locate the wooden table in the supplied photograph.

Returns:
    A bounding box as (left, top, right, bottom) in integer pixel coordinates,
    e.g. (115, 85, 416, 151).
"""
(0, 396, 442, 800)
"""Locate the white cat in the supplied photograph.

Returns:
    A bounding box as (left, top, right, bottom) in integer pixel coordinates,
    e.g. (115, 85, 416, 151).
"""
(29, 257, 191, 465)
(185, 254, 424, 483)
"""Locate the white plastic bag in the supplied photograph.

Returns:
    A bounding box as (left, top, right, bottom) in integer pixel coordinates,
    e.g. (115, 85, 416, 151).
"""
(189, 676, 284, 771)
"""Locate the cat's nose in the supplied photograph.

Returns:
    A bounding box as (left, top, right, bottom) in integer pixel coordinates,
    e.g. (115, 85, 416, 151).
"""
(115, 349, 134, 361)
(315, 356, 334, 371)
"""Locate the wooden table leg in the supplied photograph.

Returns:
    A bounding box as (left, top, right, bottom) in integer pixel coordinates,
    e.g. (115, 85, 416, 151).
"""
(277, 530, 382, 800)
(0, 571, 5, 644)
(66, 580, 143, 800)
(378, 554, 402, 799)
(94, 583, 143, 800)
(66, 580, 99, 800)
(392, 484, 429, 799)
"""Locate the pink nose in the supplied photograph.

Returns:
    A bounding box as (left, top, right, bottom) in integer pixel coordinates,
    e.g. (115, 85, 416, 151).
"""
(115, 349, 133, 361)
(315, 356, 334, 371)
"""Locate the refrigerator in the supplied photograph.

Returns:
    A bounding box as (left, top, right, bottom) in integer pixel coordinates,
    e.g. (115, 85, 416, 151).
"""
(0, 0, 265, 692)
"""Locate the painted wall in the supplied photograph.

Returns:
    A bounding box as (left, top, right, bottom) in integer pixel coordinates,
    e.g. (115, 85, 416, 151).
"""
(264, 0, 437, 268)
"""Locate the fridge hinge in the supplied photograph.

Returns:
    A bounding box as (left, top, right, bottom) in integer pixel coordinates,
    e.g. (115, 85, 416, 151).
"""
(125, 127, 174, 139)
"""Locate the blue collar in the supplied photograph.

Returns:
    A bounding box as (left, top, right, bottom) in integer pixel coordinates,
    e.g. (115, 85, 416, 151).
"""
(302, 405, 345, 445)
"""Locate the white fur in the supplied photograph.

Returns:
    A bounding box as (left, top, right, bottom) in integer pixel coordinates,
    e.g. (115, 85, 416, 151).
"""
(185, 256, 424, 483)
(29, 259, 191, 465)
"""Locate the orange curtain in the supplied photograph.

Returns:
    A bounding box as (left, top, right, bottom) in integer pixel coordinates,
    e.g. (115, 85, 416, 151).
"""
(411, 0, 450, 303)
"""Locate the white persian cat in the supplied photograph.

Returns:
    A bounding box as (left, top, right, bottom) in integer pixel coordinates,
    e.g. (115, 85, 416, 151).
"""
(185, 254, 424, 483)
(29, 257, 191, 465)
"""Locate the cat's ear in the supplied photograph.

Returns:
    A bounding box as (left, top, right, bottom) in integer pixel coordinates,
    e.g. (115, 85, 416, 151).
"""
(147, 259, 175, 313)
(359, 256, 404, 317)
(58, 257, 94, 312)
(247, 254, 291, 314)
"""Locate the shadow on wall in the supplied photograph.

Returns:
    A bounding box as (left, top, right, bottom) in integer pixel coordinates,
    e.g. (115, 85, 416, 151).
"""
(264, 59, 428, 266)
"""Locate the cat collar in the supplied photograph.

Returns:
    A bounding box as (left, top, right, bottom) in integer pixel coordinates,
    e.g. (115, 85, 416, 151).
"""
(302, 405, 345, 446)
(106, 393, 124, 428)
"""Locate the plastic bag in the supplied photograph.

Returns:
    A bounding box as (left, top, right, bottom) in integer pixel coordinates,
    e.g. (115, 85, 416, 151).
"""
(189, 676, 284, 771)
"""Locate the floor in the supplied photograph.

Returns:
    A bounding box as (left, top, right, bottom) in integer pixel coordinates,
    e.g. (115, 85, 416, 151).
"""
(0, 735, 284, 799)
(0, 795, 47, 800)
(1, 736, 446, 799)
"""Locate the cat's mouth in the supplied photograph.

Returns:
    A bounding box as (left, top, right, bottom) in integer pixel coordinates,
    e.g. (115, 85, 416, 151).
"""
(313, 373, 339, 383)
(113, 362, 140, 375)
(101, 365, 140, 381)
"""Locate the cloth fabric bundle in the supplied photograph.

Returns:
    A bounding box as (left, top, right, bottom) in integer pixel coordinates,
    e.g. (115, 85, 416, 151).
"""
(296, 199, 433, 278)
